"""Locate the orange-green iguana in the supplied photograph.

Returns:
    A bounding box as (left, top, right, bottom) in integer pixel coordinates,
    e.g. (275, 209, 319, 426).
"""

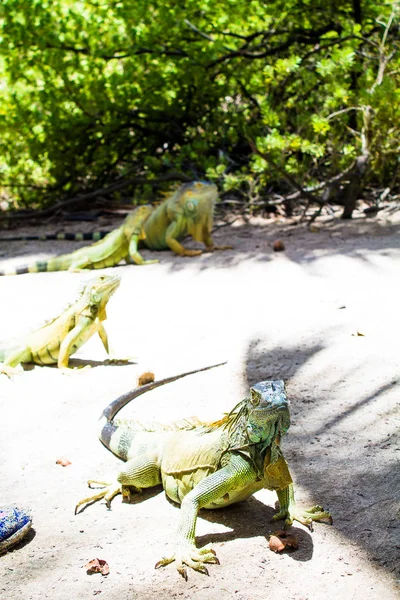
(75, 368, 331, 579)
(0, 274, 120, 376)
(1, 181, 230, 264)
(142, 181, 230, 257)
(0, 205, 155, 275)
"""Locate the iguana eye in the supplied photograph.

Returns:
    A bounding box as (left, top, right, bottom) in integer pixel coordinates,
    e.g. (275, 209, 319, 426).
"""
(250, 389, 260, 406)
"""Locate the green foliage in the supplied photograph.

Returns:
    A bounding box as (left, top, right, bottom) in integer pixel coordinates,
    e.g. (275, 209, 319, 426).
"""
(0, 0, 398, 209)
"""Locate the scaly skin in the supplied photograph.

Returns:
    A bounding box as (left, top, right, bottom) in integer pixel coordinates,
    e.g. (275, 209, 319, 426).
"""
(76, 374, 331, 579)
(0, 182, 231, 260)
(143, 181, 231, 256)
(0, 274, 120, 375)
(0, 205, 155, 275)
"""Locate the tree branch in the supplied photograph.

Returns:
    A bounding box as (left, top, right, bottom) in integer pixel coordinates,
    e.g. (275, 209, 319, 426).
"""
(0, 173, 192, 221)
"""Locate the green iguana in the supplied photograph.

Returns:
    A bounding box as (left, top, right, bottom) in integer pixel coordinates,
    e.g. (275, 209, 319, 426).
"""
(0, 274, 120, 376)
(0, 205, 155, 276)
(75, 367, 331, 579)
(142, 181, 230, 257)
(1, 181, 230, 260)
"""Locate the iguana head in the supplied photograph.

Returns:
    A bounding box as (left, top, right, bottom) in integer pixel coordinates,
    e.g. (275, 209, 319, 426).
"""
(246, 380, 290, 444)
(83, 274, 121, 315)
(225, 380, 290, 460)
(123, 205, 154, 239)
(180, 181, 219, 241)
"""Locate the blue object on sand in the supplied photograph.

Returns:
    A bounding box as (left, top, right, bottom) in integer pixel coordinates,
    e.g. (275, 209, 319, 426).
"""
(0, 507, 32, 553)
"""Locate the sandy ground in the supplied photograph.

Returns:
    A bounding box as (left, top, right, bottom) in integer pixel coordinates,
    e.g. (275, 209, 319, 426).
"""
(0, 209, 399, 600)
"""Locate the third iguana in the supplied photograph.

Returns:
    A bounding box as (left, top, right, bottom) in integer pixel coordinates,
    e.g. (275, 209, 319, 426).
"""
(142, 181, 230, 257)
(0, 274, 120, 375)
(1, 182, 230, 264)
(0, 205, 155, 276)
(76, 367, 331, 579)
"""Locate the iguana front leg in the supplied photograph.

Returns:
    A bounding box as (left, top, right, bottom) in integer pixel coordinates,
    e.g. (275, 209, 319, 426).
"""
(96, 321, 132, 363)
(58, 317, 95, 372)
(156, 454, 256, 579)
(165, 221, 202, 257)
(97, 322, 110, 355)
(201, 226, 232, 252)
(273, 484, 332, 530)
(127, 235, 159, 265)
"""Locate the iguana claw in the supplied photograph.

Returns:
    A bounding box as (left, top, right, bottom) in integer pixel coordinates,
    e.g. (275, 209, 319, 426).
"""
(204, 245, 233, 252)
(60, 365, 92, 375)
(0, 364, 22, 378)
(155, 543, 219, 578)
(181, 249, 202, 257)
(75, 480, 122, 514)
(272, 504, 332, 530)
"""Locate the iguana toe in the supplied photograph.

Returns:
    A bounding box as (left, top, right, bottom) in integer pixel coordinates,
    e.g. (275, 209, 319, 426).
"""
(75, 480, 121, 514)
(0, 364, 22, 378)
(60, 365, 92, 375)
(272, 505, 332, 529)
(181, 249, 202, 257)
(155, 544, 219, 578)
(204, 245, 233, 252)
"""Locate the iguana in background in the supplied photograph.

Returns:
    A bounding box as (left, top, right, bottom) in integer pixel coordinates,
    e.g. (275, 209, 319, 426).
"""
(0, 274, 120, 376)
(0, 205, 155, 275)
(1, 181, 231, 259)
(75, 368, 331, 579)
(142, 181, 230, 257)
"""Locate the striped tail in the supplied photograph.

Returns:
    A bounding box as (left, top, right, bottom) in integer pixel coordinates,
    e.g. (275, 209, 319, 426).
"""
(0, 231, 110, 242)
(97, 362, 227, 452)
(0, 257, 66, 276)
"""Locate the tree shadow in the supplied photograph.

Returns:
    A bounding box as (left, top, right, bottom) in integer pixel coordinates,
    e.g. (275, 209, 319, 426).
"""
(196, 496, 314, 563)
(244, 337, 400, 578)
(1, 217, 399, 274)
(19, 358, 136, 372)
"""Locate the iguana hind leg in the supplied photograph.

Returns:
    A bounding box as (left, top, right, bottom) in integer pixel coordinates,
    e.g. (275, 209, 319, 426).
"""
(128, 236, 159, 265)
(75, 455, 161, 513)
(75, 480, 123, 514)
(0, 346, 31, 377)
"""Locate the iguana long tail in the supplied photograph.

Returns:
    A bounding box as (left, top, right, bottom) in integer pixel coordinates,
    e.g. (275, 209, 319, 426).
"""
(0, 256, 74, 276)
(98, 362, 227, 456)
(0, 232, 109, 242)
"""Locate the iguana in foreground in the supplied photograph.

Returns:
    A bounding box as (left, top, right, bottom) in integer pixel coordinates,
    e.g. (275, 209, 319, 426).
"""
(1, 181, 230, 261)
(0, 274, 120, 375)
(75, 367, 331, 579)
(0, 205, 155, 275)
